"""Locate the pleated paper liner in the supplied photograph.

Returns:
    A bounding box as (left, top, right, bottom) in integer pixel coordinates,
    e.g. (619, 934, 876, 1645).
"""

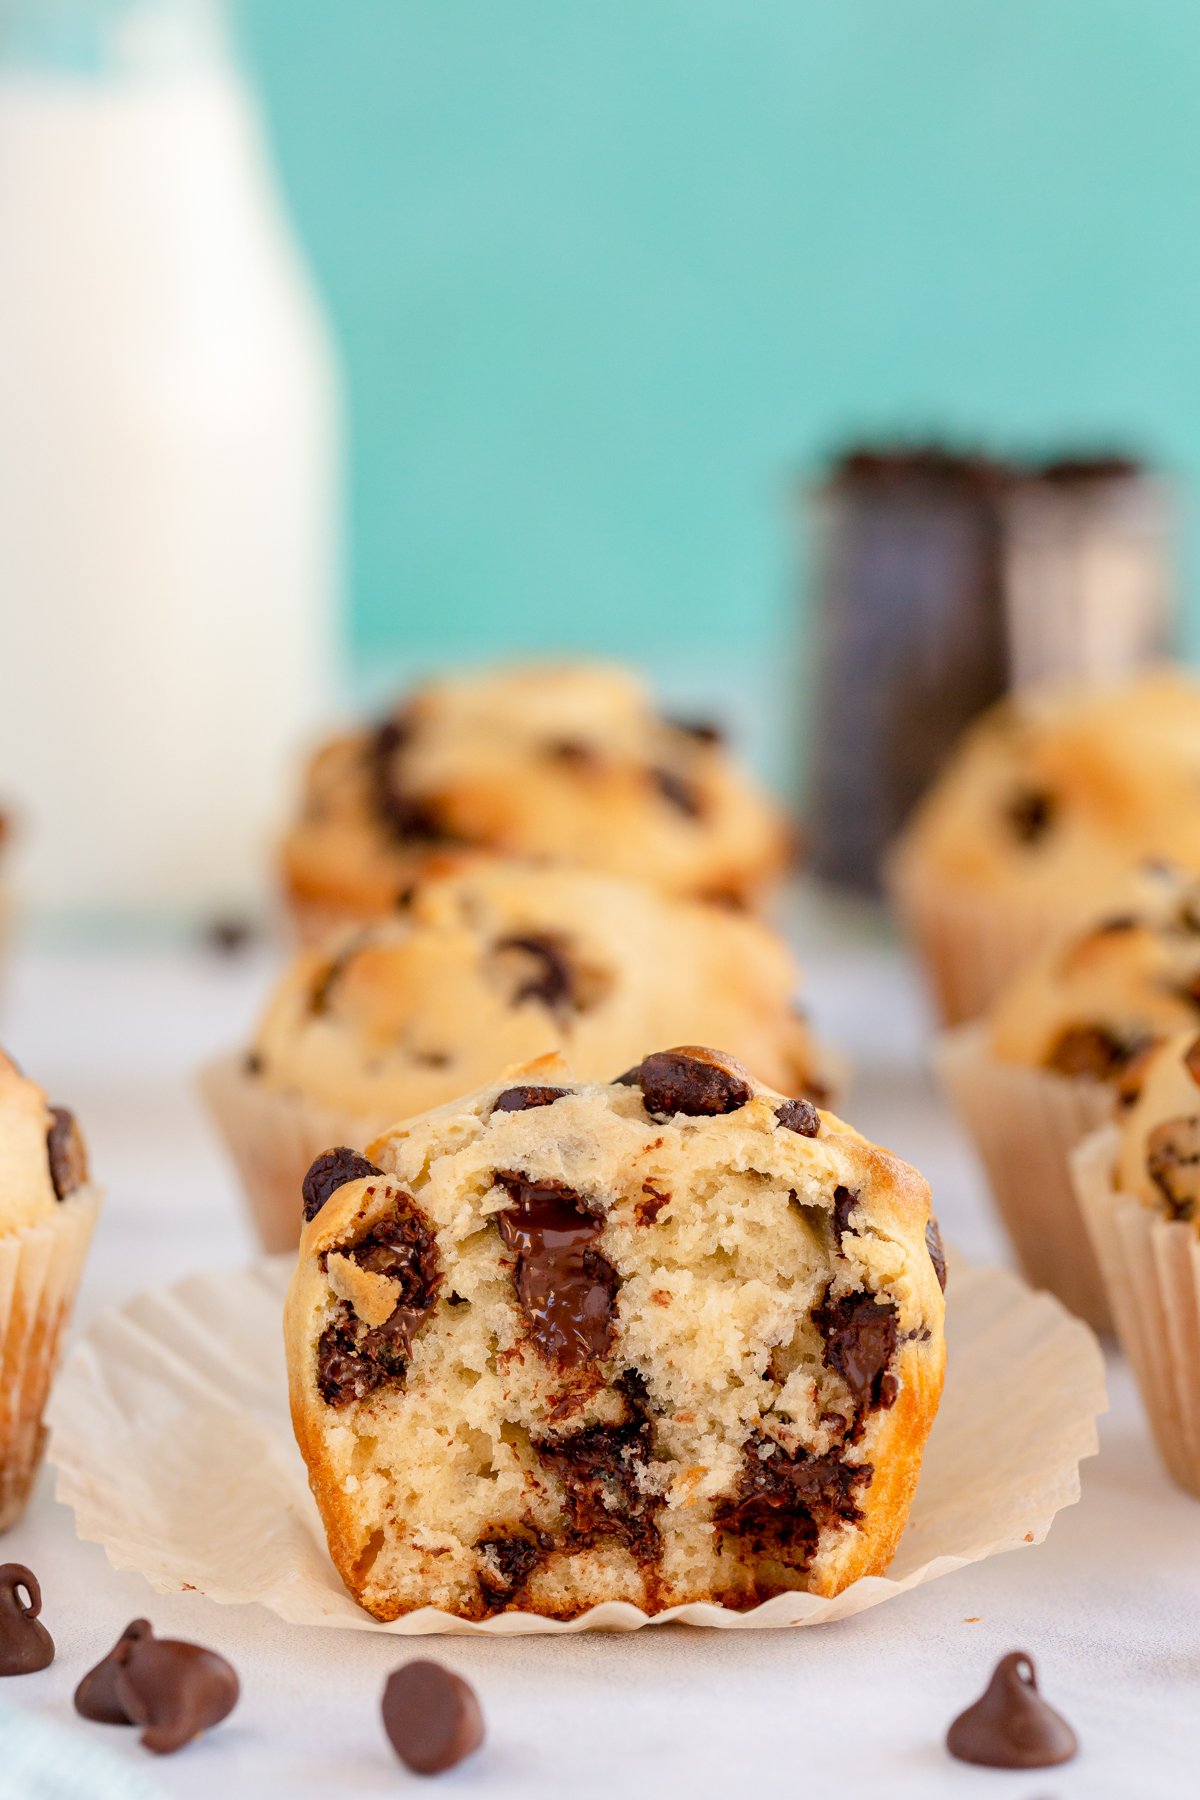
(935, 1023, 1114, 1333)
(46, 1252, 1105, 1635)
(0, 1186, 101, 1531)
(1073, 1127, 1200, 1497)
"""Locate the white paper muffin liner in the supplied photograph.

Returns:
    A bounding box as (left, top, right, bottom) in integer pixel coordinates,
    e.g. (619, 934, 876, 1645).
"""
(935, 1023, 1114, 1332)
(1073, 1126, 1200, 1496)
(46, 1251, 1105, 1635)
(886, 857, 1071, 1026)
(0, 1186, 101, 1531)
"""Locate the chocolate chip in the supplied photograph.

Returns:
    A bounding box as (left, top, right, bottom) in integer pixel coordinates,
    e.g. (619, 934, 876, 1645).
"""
(926, 1216, 947, 1291)
(775, 1097, 820, 1136)
(1044, 1024, 1144, 1081)
(301, 1147, 383, 1223)
(612, 1066, 642, 1087)
(495, 1173, 617, 1368)
(946, 1651, 1077, 1769)
(636, 1049, 752, 1119)
(543, 737, 598, 767)
(382, 1659, 484, 1776)
(832, 1185, 858, 1241)
(534, 1372, 660, 1560)
(367, 718, 457, 846)
(1186, 1036, 1200, 1088)
(0, 1565, 53, 1675)
(46, 1108, 88, 1201)
(1147, 1117, 1200, 1220)
(650, 766, 703, 818)
(75, 1620, 153, 1722)
(1005, 787, 1056, 845)
(634, 1182, 670, 1226)
(115, 1625, 238, 1755)
(316, 1198, 443, 1406)
(714, 1436, 869, 1572)
(201, 917, 254, 956)
(242, 1050, 264, 1077)
(665, 716, 724, 745)
(815, 1289, 899, 1410)
(476, 1534, 544, 1605)
(492, 1086, 570, 1115)
(494, 933, 576, 1013)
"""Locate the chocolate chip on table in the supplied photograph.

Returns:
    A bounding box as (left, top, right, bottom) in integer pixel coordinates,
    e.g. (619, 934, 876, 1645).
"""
(201, 916, 254, 956)
(301, 1147, 383, 1223)
(649, 766, 703, 818)
(635, 1049, 753, 1119)
(495, 1173, 618, 1368)
(46, 1107, 88, 1201)
(926, 1216, 948, 1291)
(1005, 786, 1057, 845)
(0, 1565, 54, 1674)
(382, 1659, 484, 1776)
(76, 1619, 239, 1755)
(946, 1651, 1078, 1769)
(775, 1097, 820, 1136)
(492, 1086, 571, 1115)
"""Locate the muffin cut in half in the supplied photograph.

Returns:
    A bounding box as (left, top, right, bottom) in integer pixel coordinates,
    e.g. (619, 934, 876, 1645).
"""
(284, 1047, 946, 1621)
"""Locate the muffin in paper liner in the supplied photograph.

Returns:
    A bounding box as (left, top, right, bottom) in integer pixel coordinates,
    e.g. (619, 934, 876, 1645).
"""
(0, 1187, 100, 1530)
(885, 854, 1064, 1026)
(46, 1252, 1105, 1635)
(198, 1053, 379, 1255)
(934, 1022, 1114, 1331)
(1073, 1126, 1200, 1496)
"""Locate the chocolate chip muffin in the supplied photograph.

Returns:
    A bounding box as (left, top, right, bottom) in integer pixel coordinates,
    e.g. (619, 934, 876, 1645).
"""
(204, 858, 835, 1253)
(939, 860, 1200, 1329)
(279, 663, 792, 936)
(0, 1050, 100, 1529)
(888, 667, 1200, 1023)
(284, 1047, 945, 1622)
(1073, 1028, 1200, 1495)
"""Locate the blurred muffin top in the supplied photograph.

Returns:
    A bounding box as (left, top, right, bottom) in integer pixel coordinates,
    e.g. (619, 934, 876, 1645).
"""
(988, 861, 1200, 1080)
(892, 668, 1200, 903)
(281, 663, 791, 920)
(1114, 1029, 1200, 1221)
(0, 1051, 89, 1231)
(250, 856, 830, 1120)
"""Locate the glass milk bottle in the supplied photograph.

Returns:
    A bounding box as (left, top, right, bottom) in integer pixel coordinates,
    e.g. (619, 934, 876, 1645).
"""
(0, 0, 340, 922)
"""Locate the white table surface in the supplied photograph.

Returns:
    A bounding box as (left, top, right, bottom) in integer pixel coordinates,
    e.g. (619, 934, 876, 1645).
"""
(0, 896, 1194, 1798)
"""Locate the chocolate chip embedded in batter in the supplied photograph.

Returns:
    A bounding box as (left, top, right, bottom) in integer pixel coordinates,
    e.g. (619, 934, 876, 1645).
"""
(832, 1185, 859, 1242)
(543, 737, 599, 768)
(636, 1049, 753, 1119)
(714, 1436, 869, 1572)
(1005, 786, 1057, 845)
(534, 1371, 661, 1561)
(634, 1182, 671, 1227)
(926, 1216, 947, 1291)
(1147, 1116, 1200, 1220)
(1185, 1036, 1200, 1087)
(475, 1533, 544, 1605)
(1044, 1023, 1143, 1081)
(367, 718, 458, 847)
(46, 1108, 88, 1201)
(494, 932, 577, 1013)
(774, 1097, 820, 1137)
(649, 766, 703, 818)
(382, 1660, 485, 1776)
(492, 1086, 570, 1115)
(946, 1651, 1077, 1769)
(316, 1198, 444, 1406)
(301, 1147, 383, 1223)
(665, 716, 724, 745)
(0, 1565, 54, 1675)
(815, 1288, 899, 1410)
(494, 1172, 618, 1368)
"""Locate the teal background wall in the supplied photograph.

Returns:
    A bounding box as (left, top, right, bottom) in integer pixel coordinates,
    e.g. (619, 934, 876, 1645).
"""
(237, 0, 1199, 678)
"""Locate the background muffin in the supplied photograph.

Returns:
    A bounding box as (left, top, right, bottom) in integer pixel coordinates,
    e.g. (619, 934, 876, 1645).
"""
(204, 858, 835, 1252)
(280, 662, 792, 936)
(889, 667, 1200, 1023)
(0, 1050, 100, 1529)
(285, 1047, 946, 1621)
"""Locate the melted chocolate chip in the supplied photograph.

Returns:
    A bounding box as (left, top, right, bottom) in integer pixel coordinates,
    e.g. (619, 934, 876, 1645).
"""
(382, 1660, 484, 1777)
(715, 1436, 869, 1572)
(494, 933, 577, 1013)
(302, 1147, 383, 1223)
(1045, 1023, 1144, 1081)
(0, 1566, 53, 1675)
(815, 1289, 899, 1410)
(946, 1651, 1077, 1769)
(635, 1050, 752, 1119)
(1147, 1117, 1200, 1221)
(46, 1108, 87, 1201)
(926, 1216, 947, 1291)
(75, 1621, 149, 1721)
(634, 1182, 670, 1226)
(316, 1198, 443, 1405)
(534, 1372, 660, 1560)
(494, 1173, 617, 1368)
(775, 1097, 820, 1137)
(476, 1533, 544, 1605)
(650, 767, 703, 818)
(832, 1185, 858, 1242)
(492, 1086, 570, 1115)
(1005, 787, 1057, 845)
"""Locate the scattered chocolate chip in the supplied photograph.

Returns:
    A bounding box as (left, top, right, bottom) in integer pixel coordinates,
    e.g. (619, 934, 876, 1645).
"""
(118, 1625, 238, 1754)
(665, 716, 724, 745)
(75, 1620, 153, 1722)
(242, 1050, 264, 1077)
(0, 1566, 53, 1675)
(634, 1182, 671, 1227)
(302, 1147, 383, 1224)
(815, 1289, 899, 1410)
(1044, 1023, 1143, 1081)
(201, 917, 254, 956)
(775, 1097, 820, 1137)
(316, 1198, 443, 1406)
(494, 933, 577, 1013)
(382, 1659, 484, 1776)
(492, 1086, 570, 1115)
(650, 766, 703, 818)
(636, 1049, 752, 1119)
(46, 1108, 88, 1201)
(926, 1216, 947, 1291)
(946, 1651, 1077, 1769)
(1147, 1117, 1200, 1220)
(715, 1436, 869, 1572)
(495, 1173, 617, 1367)
(1005, 787, 1056, 845)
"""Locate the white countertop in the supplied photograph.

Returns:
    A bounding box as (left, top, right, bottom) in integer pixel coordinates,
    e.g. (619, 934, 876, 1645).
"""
(0, 899, 1194, 1798)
